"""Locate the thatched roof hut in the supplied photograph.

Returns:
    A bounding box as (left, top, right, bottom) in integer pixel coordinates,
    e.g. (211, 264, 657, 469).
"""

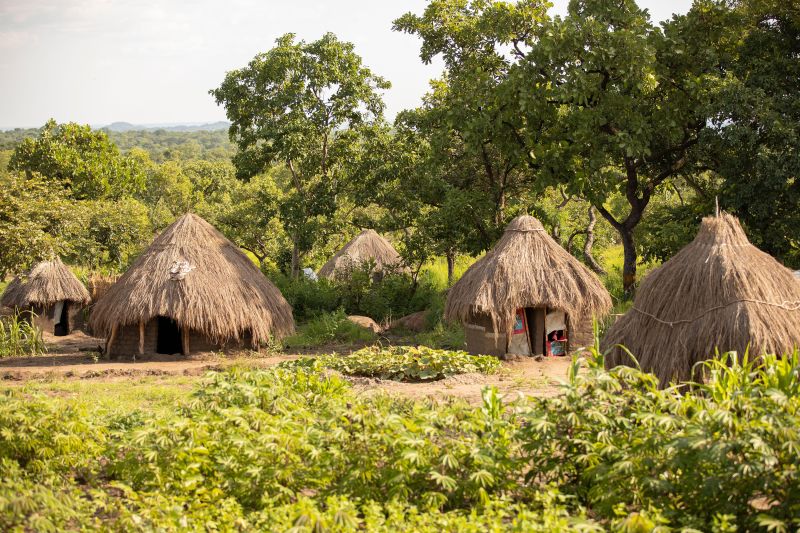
(1, 258, 90, 309)
(1, 258, 90, 336)
(445, 215, 612, 357)
(318, 229, 404, 280)
(90, 213, 294, 356)
(603, 213, 800, 385)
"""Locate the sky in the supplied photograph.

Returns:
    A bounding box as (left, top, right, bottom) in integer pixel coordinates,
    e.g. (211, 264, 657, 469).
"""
(0, 0, 693, 129)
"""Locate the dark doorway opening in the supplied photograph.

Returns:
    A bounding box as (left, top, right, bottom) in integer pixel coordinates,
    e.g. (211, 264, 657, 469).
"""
(54, 301, 70, 337)
(156, 316, 182, 354)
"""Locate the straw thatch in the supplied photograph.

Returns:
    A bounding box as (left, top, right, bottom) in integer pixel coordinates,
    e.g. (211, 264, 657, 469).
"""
(89, 213, 294, 344)
(1, 258, 90, 309)
(318, 229, 404, 279)
(445, 215, 612, 337)
(603, 213, 800, 385)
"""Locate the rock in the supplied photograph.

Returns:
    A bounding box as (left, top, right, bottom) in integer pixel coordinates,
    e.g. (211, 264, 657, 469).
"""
(388, 310, 429, 332)
(347, 315, 382, 334)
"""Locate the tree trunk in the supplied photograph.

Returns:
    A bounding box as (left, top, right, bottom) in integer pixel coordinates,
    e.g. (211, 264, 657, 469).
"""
(446, 251, 456, 286)
(619, 227, 637, 296)
(291, 237, 300, 279)
(583, 206, 606, 276)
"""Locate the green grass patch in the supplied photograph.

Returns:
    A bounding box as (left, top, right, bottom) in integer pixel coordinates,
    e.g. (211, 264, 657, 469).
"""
(283, 309, 378, 349)
(0, 314, 47, 358)
(280, 345, 500, 382)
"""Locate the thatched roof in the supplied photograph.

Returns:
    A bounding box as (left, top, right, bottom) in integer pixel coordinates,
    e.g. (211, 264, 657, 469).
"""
(445, 215, 612, 336)
(1, 258, 90, 308)
(603, 213, 800, 385)
(318, 229, 404, 279)
(89, 213, 294, 343)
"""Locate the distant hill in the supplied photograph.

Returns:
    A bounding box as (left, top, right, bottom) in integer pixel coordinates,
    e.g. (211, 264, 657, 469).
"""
(102, 121, 230, 133)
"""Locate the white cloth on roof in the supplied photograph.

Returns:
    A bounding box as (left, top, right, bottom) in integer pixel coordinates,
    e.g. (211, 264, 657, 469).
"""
(169, 260, 195, 280)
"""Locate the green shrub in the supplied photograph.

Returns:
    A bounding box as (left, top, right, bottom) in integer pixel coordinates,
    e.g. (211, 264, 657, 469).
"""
(283, 309, 378, 349)
(413, 321, 467, 350)
(281, 345, 500, 381)
(1, 343, 799, 531)
(0, 314, 47, 358)
(270, 266, 442, 324)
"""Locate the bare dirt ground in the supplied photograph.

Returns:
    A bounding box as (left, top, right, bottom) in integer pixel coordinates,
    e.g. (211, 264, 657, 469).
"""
(0, 331, 573, 402)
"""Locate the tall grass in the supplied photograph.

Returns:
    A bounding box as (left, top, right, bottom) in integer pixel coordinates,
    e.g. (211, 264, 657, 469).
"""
(0, 313, 47, 357)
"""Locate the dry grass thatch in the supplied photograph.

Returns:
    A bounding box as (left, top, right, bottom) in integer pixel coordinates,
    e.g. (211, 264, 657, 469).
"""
(603, 213, 800, 385)
(89, 213, 294, 344)
(445, 215, 612, 336)
(318, 229, 404, 279)
(1, 258, 90, 308)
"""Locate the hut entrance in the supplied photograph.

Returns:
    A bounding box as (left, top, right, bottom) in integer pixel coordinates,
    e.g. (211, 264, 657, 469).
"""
(507, 307, 568, 357)
(53, 301, 69, 336)
(156, 316, 182, 354)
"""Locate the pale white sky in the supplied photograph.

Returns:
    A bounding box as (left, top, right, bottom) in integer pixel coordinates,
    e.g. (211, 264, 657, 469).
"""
(0, 0, 693, 128)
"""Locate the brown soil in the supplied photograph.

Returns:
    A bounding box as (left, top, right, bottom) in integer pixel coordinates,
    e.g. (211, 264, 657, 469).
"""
(0, 331, 574, 402)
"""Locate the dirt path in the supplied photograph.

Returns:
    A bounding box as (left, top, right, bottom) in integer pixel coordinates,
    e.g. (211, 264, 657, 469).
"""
(0, 332, 573, 401)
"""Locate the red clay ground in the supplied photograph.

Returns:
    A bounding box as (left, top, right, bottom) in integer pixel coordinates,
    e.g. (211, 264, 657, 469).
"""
(0, 331, 573, 402)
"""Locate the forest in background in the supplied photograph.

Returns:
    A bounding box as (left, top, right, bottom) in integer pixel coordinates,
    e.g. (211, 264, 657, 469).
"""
(1, 0, 797, 314)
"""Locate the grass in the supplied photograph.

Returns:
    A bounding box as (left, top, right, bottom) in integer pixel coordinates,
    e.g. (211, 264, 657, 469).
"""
(283, 309, 378, 349)
(420, 255, 479, 290)
(0, 314, 47, 358)
(10, 376, 194, 416)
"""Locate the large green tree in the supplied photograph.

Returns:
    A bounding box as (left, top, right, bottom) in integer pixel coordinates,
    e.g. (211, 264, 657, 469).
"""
(8, 120, 146, 200)
(398, 0, 736, 293)
(702, 0, 800, 267)
(211, 32, 390, 277)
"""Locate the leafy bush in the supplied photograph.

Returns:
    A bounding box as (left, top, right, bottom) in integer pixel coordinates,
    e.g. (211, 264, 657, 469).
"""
(283, 309, 378, 349)
(282, 345, 500, 381)
(272, 266, 441, 324)
(0, 314, 47, 357)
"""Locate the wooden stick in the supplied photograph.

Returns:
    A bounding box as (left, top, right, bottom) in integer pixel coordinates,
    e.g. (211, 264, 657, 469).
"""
(107, 324, 118, 357)
(182, 326, 190, 356)
(138, 321, 145, 356)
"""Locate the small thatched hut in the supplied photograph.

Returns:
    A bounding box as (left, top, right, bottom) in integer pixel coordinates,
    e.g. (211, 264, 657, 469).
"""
(90, 214, 294, 357)
(603, 213, 800, 385)
(318, 229, 404, 281)
(445, 215, 612, 358)
(1, 258, 91, 336)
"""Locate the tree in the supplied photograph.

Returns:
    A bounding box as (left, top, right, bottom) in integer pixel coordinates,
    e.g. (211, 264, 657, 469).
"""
(701, 0, 800, 267)
(0, 172, 72, 277)
(8, 119, 145, 200)
(510, 0, 726, 293)
(211, 33, 390, 277)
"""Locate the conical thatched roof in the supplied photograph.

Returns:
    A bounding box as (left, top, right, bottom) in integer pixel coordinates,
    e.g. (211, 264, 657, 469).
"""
(1, 258, 90, 308)
(89, 213, 294, 343)
(318, 229, 404, 279)
(445, 215, 612, 336)
(603, 213, 800, 384)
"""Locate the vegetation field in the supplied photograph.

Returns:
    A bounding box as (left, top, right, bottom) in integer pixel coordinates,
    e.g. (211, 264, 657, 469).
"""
(1, 347, 798, 532)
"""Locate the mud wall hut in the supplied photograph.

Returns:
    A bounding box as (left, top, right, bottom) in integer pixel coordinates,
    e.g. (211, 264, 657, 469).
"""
(603, 213, 800, 385)
(0, 258, 91, 336)
(89, 213, 294, 357)
(445, 215, 612, 358)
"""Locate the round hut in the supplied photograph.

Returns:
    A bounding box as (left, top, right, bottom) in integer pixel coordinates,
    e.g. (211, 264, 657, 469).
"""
(90, 213, 295, 357)
(445, 215, 612, 358)
(1, 258, 91, 336)
(318, 229, 404, 281)
(603, 213, 800, 385)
